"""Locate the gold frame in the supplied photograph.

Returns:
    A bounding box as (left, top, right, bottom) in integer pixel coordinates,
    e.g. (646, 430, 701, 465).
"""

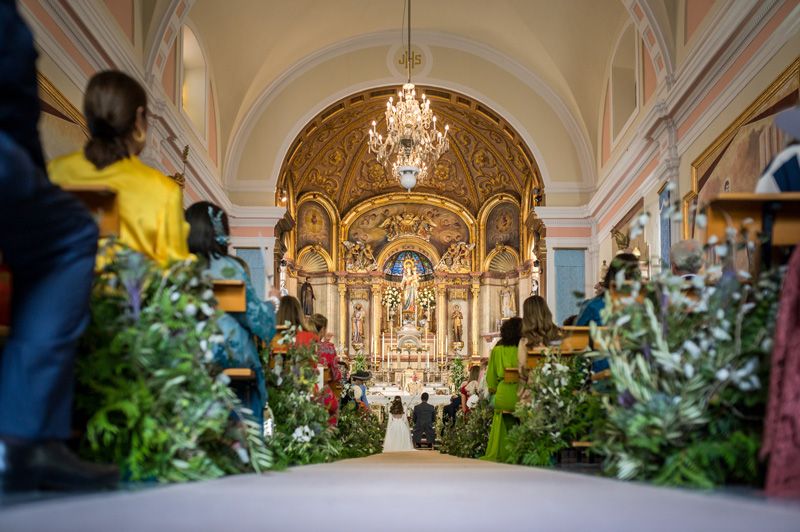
(295, 192, 340, 268)
(683, 56, 800, 239)
(37, 72, 88, 135)
(375, 237, 441, 272)
(476, 193, 521, 267)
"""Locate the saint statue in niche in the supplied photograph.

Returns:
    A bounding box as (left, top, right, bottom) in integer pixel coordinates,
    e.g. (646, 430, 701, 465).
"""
(500, 282, 516, 319)
(351, 303, 365, 345)
(299, 277, 315, 316)
(400, 259, 419, 314)
(451, 304, 464, 344)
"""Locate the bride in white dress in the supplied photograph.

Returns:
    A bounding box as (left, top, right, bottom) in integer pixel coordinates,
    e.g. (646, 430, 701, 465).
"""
(382, 396, 415, 452)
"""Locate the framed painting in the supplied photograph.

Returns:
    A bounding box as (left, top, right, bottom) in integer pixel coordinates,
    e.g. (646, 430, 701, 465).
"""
(683, 58, 799, 239)
(37, 73, 88, 161)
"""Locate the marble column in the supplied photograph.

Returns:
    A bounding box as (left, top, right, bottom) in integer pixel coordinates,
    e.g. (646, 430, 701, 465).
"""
(470, 275, 481, 356)
(435, 283, 447, 365)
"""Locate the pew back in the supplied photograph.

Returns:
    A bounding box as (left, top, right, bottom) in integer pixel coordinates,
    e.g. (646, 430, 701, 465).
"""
(212, 280, 246, 312)
(63, 185, 120, 237)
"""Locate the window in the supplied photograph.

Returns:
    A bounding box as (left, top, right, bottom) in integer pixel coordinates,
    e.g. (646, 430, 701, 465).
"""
(181, 25, 207, 137)
(554, 249, 585, 326)
(611, 24, 638, 139)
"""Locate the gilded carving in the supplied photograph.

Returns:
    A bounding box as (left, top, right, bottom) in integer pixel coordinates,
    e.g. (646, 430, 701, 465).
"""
(435, 241, 475, 273)
(485, 202, 520, 254)
(342, 239, 378, 272)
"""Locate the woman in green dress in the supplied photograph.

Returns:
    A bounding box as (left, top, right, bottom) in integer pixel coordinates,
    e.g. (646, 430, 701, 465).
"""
(482, 317, 523, 462)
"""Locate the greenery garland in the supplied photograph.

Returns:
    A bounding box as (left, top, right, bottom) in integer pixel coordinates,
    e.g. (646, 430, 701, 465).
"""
(449, 356, 466, 393)
(438, 398, 493, 458)
(263, 327, 342, 468)
(336, 402, 386, 459)
(75, 247, 271, 482)
(505, 354, 601, 466)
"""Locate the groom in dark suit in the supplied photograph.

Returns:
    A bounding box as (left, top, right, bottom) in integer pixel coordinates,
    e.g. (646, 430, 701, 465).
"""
(412, 393, 436, 447)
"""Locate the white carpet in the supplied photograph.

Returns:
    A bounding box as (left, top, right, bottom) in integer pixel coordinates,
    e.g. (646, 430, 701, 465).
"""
(1, 452, 798, 532)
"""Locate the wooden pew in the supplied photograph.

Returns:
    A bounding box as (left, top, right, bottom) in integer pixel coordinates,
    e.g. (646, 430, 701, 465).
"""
(703, 193, 800, 270)
(62, 185, 120, 237)
(212, 279, 246, 312)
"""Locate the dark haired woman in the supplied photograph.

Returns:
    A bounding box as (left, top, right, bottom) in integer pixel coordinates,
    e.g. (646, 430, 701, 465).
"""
(275, 295, 317, 346)
(309, 313, 342, 426)
(185, 201, 277, 427)
(49, 70, 189, 265)
(481, 317, 523, 462)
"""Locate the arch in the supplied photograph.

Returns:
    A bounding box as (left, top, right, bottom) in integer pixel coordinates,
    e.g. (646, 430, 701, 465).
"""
(375, 238, 440, 274)
(145, 0, 196, 82)
(296, 245, 333, 273)
(223, 30, 596, 193)
(623, 0, 675, 86)
(296, 192, 340, 267)
(485, 245, 520, 273)
(180, 23, 208, 136)
(382, 250, 435, 282)
(477, 193, 521, 267)
(609, 22, 639, 141)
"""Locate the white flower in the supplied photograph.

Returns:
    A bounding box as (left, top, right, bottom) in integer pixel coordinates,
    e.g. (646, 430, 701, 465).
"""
(682, 340, 701, 359)
(707, 235, 718, 245)
(170, 291, 180, 302)
(184, 303, 198, 317)
(715, 368, 730, 381)
(189, 277, 199, 287)
(217, 372, 231, 385)
(209, 334, 225, 345)
(696, 213, 708, 229)
(616, 315, 631, 326)
(201, 302, 214, 317)
(714, 245, 728, 258)
(200, 339, 208, 352)
(683, 363, 695, 379)
(195, 321, 206, 334)
(234, 444, 250, 464)
(291, 425, 314, 443)
(202, 289, 214, 300)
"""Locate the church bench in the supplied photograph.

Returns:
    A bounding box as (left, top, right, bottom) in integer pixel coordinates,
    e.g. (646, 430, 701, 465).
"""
(62, 185, 120, 238)
(212, 279, 246, 312)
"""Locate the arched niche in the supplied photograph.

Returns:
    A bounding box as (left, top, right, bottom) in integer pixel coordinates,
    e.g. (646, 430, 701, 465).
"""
(477, 193, 521, 267)
(295, 193, 339, 265)
(296, 245, 333, 274)
(382, 250, 435, 282)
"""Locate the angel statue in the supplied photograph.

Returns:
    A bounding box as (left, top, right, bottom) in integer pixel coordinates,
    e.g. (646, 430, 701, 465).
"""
(435, 241, 475, 273)
(343, 239, 377, 272)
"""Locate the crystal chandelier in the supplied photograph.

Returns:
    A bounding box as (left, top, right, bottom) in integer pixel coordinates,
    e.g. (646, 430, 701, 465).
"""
(367, 0, 449, 191)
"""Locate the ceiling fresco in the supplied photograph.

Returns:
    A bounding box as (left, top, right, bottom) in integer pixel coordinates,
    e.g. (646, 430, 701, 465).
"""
(281, 87, 541, 217)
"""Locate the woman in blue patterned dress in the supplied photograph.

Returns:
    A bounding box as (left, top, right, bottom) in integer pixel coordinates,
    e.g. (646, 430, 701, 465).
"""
(185, 202, 278, 426)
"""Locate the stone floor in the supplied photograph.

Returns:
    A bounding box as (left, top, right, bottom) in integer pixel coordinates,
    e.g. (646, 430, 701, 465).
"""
(1, 451, 799, 531)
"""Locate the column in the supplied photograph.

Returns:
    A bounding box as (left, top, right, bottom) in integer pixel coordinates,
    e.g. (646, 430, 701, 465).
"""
(436, 283, 447, 364)
(470, 275, 481, 356)
(337, 278, 347, 352)
(370, 277, 383, 369)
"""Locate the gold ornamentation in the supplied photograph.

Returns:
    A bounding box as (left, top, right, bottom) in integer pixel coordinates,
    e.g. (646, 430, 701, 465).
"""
(350, 288, 369, 300)
(342, 239, 378, 272)
(379, 211, 437, 241)
(448, 287, 468, 300)
(435, 241, 474, 273)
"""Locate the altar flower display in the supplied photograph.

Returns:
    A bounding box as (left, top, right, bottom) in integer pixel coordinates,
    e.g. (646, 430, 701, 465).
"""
(419, 286, 436, 310)
(382, 285, 402, 311)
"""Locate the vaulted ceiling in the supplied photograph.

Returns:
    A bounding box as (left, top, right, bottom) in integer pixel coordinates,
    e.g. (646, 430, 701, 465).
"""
(282, 87, 540, 216)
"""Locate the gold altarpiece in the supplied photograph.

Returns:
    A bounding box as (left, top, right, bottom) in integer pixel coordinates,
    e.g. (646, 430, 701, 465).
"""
(275, 86, 546, 387)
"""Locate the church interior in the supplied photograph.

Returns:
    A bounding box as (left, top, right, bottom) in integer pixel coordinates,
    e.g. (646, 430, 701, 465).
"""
(1, 0, 800, 530)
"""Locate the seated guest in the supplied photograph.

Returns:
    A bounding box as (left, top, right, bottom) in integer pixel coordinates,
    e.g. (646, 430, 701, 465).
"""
(49, 70, 189, 265)
(670, 239, 704, 280)
(460, 365, 480, 413)
(350, 371, 371, 409)
(562, 314, 577, 326)
(755, 107, 799, 193)
(575, 253, 640, 327)
(0, 3, 117, 491)
(518, 295, 561, 383)
(185, 202, 277, 427)
(442, 395, 461, 427)
(576, 253, 640, 374)
(309, 314, 342, 426)
(275, 295, 316, 346)
(482, 317, 524, 463)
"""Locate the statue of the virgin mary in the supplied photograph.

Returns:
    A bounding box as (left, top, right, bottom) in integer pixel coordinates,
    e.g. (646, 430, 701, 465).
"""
(400, 259, 418, 313)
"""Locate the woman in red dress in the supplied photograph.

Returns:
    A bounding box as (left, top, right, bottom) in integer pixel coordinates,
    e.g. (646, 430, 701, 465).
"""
(309, 314, 342, 426)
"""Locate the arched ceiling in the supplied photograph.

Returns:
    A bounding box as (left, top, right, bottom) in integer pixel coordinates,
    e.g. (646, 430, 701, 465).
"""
(281, 87, 540, 217)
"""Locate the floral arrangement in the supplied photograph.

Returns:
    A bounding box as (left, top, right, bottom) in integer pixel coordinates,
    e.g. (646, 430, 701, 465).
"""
(449, 355, 466, 393)
(382, 286, 402, 312)
(589, 205, 784, 488)
(438, 398, 494, 458)
(352, 350, 368, 372)
(336, 401, 386, 459)
(419, 286, 436, 310)
(505, 354, 601, 466)
(263, 327, 342, 468)
(75, 245, 271, 482)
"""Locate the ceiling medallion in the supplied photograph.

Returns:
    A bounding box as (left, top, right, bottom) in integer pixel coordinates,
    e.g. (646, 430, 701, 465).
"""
(367, 0, 449, 192)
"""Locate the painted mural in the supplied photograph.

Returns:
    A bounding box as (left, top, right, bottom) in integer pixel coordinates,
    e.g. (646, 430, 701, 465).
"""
(297, 201, 332, 253)
(347, 203, 469, 258)
(687, 59, 799, 238)
(485, 202, 520, 256)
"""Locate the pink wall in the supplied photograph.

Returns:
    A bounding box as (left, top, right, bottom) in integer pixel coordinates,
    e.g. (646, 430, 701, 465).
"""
(208, 84, 218, 166)
(162, 41, 177, 104)
(642, 39, 656, 103)
(230, 226, 275, 237)
(103, 0, 134, 44)
(685, 0, 716, 44)
(547, 227, 592, 238)
(601, 82, 611, 165)
(22, 0, 95, 76)
(678, 0, 798, 140)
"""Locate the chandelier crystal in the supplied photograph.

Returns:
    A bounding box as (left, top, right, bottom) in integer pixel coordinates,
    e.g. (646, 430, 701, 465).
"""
(367, 0, 449, 191)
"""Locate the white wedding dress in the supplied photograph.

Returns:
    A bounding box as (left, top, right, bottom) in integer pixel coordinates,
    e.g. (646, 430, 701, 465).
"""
(382, 410, 416, 452)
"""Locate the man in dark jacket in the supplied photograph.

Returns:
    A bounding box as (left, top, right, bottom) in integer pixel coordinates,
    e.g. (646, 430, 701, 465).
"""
(412, 393, 436, 447)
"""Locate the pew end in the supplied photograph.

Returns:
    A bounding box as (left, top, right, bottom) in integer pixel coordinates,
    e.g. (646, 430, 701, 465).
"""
(213, 280, 246, 312)
(223, 368, 256, 380)
(63, 185, 120, 238)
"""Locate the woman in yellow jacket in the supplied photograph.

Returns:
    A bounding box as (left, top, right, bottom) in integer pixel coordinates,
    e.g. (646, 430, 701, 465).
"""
(49, 71, 189, 266)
